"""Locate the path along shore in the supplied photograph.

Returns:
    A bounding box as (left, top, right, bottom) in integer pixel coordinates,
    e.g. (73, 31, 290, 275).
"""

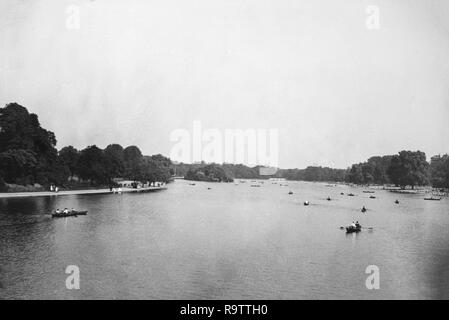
(0, 186, 167, 199)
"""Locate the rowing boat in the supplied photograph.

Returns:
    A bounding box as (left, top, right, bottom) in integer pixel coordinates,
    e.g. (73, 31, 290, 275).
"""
(346, 225, 362, 233)
(52, 210, 88, 218)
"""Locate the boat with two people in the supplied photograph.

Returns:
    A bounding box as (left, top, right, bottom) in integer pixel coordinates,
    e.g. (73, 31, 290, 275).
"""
(346, 221, 362, 233)
(52, 208, 88, 218)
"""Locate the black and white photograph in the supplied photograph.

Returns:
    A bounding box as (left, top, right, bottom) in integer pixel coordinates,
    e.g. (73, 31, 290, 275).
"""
(1, 0, 449, 305)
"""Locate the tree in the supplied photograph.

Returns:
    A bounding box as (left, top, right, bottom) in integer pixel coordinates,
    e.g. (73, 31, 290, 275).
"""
(59, 146, 79, 178)
(104, 144, 125, 178)
(123, 146, 143, 180)
(0, 103, 59, 185)
(185, 164, 233, 182)
(76, 145, 110, 184)
(430, 155, 449, 188)
(387, 150, 429, 189)
(0, 149, 37, 184)
(347, 164, 364, 184)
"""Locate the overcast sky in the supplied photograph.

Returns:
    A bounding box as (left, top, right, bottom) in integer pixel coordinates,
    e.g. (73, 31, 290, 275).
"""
(1, 0, 449, 168)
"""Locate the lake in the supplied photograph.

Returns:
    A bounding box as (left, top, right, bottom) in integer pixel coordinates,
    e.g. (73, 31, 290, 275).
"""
(1, 180, 448, 299)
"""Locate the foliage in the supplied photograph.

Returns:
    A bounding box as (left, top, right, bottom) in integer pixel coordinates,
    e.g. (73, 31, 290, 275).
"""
(59, 146, 79, 177)
(0, 103, 59, 185)
(185, 164, 234, 182)
(430, 155, 449, 189)
(387, 151, 429, 189)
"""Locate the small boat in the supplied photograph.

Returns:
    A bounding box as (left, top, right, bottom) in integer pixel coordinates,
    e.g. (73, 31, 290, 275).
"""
(363, 191, 375, 193)
(348, 193, 355, 196)
(52, 210, 88, 218)
(250, 184, 261, 187)
(361, 206, 367, 213)
(288, 191, 293, 195)
(326, 197, 331, 201)
(369, 195, 376, 199)
(424, 197, 441, 201)
(304, 201, 310, 206)
(346, 225, 362, 233)
(395, 200, 400, 204)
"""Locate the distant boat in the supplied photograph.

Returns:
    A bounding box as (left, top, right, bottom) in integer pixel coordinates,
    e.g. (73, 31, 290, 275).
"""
(346, 225, 362, 233)
(363, 191, 375, 193)
(369, 195, 376, 199)
(288, 191, 293, 195)
(348, 193, 355, 197)
(250, 185, 261, 187)
(304, 201, 310, 206)
(424, 197, 441, 201)
(395, 200, 400, 204)
(52, 210, 87, 218)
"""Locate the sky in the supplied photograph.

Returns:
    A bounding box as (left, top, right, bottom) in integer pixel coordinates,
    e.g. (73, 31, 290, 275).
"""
(1, 0, 449, 169)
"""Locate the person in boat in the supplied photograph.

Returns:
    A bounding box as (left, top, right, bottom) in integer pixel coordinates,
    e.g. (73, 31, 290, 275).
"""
(361, 206, 367, 212)
(351, 221, 356, 228)
(63, 208, 69, 214)
(355, 221, 361, 228)
(55, 208, 61, 214)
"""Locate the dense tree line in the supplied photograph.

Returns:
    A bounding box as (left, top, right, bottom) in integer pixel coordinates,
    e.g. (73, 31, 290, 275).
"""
(174, 162, 264, 180)
(184, 164, 234, 182)
(2, 103, 449, 192)
(430, 155, 449, 189)
(179, 151, 449, 189)
(279, 166, 347, 182)
(346, 156, 392, 185)
(0, 103, 172, 191)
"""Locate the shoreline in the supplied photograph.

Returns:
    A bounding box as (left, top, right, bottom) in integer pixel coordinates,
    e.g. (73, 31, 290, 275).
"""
(0, 186, 167, 199)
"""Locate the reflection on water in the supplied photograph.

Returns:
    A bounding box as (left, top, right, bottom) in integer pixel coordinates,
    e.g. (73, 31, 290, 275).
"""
(1, 180, 448, 299)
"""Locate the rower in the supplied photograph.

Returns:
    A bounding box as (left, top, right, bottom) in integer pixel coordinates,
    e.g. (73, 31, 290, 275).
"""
(63, 208, 69, 214)
(355, 221, 361, 228)
(55, 208, 61, 214)
(351, 221, 356, 228)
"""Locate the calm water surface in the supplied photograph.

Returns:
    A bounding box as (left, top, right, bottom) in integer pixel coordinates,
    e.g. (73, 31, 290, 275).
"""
(1, 180, 449, 299)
